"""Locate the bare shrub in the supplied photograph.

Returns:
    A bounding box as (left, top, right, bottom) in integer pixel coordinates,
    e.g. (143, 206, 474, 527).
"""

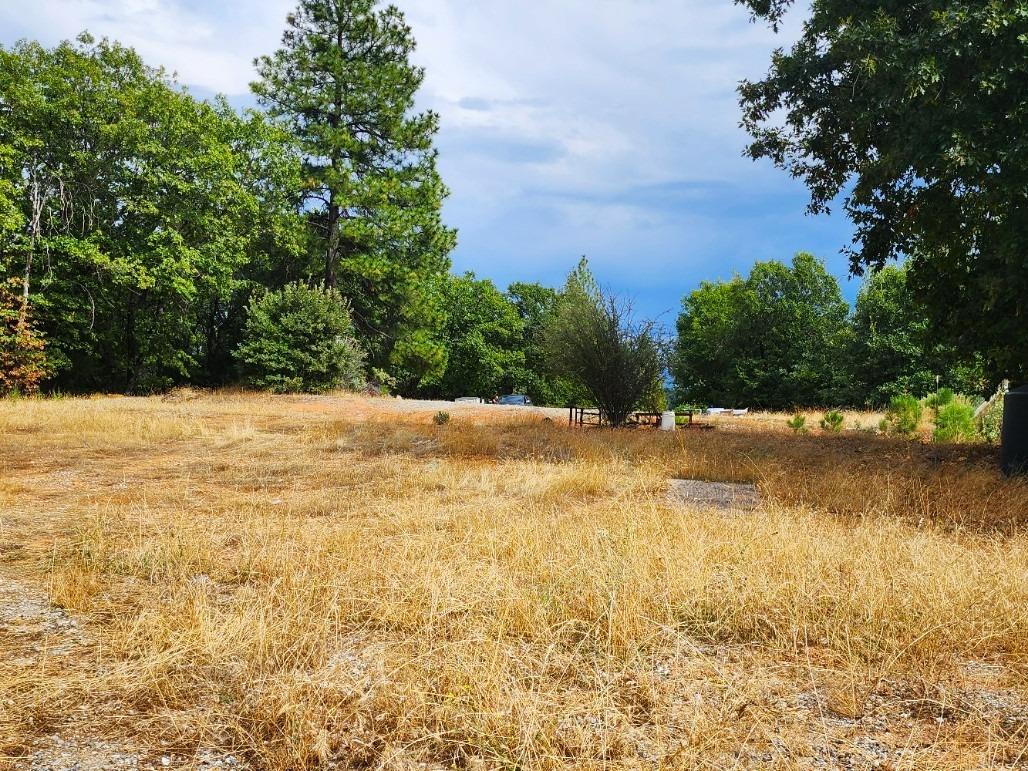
(543, 282, 663, 427)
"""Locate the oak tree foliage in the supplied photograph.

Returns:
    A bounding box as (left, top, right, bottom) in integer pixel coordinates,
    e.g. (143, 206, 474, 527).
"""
(0, 36, 299, 392)
(672, 253, 849, 409)
(738, 0, 1028, 378)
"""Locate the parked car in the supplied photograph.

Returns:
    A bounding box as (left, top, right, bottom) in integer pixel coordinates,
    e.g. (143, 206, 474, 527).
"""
(497, 394, 533, 406)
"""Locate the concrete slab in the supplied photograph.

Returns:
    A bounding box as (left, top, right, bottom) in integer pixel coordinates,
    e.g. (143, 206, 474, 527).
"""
(667, 479, 761, 512)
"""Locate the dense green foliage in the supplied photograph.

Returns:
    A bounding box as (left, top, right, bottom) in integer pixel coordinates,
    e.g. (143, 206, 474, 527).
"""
(0, 2, 461, 395)
(0, 36, 301, 393)
(738, 0, 1028, 380)
(2, 1, 1018, 410)
(235, 283, 364, 393)
(673, 256, 990, 410)
(405, 265, 621, 405)
(848, 266, 986, 406)
(253, 0, 455, 387)
(507, 281, 589, 407)
(428, 274, 525, 400)
(672, 253, 850, 409)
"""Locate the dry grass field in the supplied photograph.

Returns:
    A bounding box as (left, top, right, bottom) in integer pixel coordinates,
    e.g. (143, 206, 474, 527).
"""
(1, 392, 1027, 770)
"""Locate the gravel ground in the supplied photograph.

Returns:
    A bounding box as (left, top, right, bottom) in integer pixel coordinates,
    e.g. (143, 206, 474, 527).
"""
(667, 478, 762, 512)
(23, 740, 249, 771)
(2, 577, 249, 771)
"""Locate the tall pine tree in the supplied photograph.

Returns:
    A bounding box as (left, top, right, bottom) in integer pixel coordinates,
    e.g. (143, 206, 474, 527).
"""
(253, 0, 456, 387)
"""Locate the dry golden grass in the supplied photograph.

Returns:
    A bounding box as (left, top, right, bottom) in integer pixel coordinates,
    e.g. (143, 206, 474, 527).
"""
(1, 393, 1027, 769)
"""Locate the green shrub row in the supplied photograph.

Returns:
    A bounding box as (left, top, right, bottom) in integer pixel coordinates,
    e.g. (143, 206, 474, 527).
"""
(787, 389, 998, 444)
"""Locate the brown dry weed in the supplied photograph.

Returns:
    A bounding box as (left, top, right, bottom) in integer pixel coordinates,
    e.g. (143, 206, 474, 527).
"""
(1, 393, 1027, 769)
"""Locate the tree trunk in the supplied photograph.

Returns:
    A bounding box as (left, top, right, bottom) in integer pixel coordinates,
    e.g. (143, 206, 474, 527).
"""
(18, 175, 43, 332)
(17, 251, 32, 332)
(322, 13, 346, 289)
(124, 300, 139, 394)
(325, 196, 340, 288)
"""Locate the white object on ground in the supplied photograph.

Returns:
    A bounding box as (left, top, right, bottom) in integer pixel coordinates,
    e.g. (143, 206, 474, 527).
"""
(706, 408, 726, 415)
(660, 411, 676, 431)
(732, 408, 749, 416)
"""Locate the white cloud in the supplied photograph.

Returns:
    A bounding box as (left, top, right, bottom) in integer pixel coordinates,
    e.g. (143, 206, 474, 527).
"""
(4, 1, 782, 181)
(2, 1, 852, 311)
(2, 0, 292, 93)
(400, 1, 792, 196)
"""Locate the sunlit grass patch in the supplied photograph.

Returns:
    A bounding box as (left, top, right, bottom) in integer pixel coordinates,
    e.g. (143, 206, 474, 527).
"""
(1, 393, 1026, 768)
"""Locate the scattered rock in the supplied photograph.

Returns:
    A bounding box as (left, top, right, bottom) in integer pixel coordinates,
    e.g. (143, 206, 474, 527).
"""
(24, 739, 250, 771)
(0, 576, 89, 661)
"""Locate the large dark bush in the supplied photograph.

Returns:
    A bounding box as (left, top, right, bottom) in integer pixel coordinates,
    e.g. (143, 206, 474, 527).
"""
(235, 283, 365, 394)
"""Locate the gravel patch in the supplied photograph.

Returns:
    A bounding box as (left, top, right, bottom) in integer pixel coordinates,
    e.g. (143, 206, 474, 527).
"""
(0, 576, 88, 663)
(667, 479, 762, 512)
(22, 739, 250, 771)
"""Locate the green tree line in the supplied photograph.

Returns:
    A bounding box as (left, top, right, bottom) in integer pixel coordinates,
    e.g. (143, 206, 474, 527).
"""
(672, 253, 988, 410)
(0, 0, 1015, 410)
(0, 0, 460, 396)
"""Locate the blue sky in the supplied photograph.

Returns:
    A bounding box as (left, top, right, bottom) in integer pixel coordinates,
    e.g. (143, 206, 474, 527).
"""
(2, 0, 858, 323)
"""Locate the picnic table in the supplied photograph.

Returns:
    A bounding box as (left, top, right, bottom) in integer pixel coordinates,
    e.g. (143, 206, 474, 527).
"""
(568, 407, 712, 429)
(627, 410, 697, 426)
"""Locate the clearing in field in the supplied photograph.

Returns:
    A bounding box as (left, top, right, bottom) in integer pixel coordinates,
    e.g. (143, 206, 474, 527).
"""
(1, 393, 1027, 770)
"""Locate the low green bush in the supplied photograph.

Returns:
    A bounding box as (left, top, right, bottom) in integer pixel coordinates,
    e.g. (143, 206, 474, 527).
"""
(820, 410, 844, 433)
(433, 410, 451, 426)
(933, 398, 977, 443)
(235, 282, 365, 394)
(786, 414, 807, 434)
(882, 394, 923, 436)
